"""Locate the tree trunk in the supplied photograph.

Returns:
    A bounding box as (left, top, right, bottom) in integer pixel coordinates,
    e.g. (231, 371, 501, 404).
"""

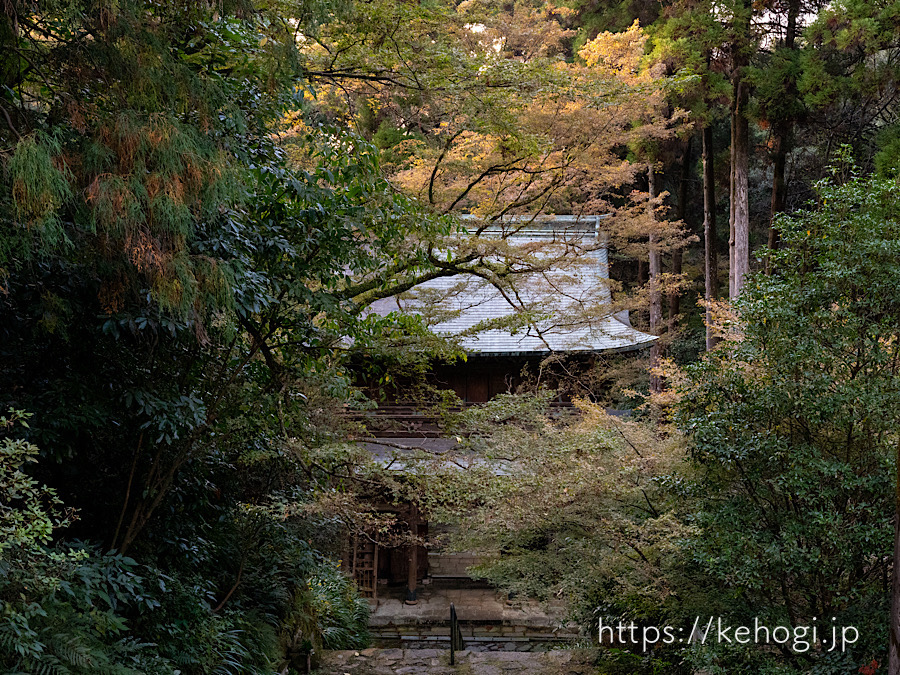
(730, 84, 750, 298)
(729, 0, 752, 299)
(648, 163, 662, 394)
(767, 124, 787, 260)
(406, 503, 419, 605)
(703, 125, 719, 350)
(766, 0, 800, 271)
(668, 137, 692, 331)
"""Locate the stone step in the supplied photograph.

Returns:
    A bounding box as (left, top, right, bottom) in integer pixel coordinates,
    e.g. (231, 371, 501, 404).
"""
(371, 624, 580, 640)
(373, 635, 577, 652)
(317, 648, 593, 674)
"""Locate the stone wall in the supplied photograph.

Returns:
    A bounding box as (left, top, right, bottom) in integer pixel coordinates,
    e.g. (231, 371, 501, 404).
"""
(427, 552, 483, 578)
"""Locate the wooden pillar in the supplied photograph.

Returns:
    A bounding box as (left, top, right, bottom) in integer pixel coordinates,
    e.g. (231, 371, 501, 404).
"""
(405, 503, 418, 605)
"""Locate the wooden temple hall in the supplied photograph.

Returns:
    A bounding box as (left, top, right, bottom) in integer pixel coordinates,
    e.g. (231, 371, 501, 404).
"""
(346, 216, 656, 603)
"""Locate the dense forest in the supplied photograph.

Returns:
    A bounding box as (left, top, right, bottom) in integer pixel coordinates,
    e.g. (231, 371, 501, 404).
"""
(2, 0, 900, 673)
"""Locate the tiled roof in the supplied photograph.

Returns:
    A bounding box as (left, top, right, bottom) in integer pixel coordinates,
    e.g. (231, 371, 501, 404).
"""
(368, 216, 656, 355)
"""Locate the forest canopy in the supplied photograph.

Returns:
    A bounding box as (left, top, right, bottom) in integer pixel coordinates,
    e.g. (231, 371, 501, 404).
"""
(2, 0, 900, 673)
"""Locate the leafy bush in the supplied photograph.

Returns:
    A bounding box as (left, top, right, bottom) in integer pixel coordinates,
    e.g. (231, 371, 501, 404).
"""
(1, 411, 370, 674)
(0, 542, 173, 674)
(676, 168, 900, 672)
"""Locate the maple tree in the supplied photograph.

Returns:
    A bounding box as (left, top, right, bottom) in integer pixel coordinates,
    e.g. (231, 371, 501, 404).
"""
(304, 5, 669, 217)
(294, 5, 695, 360)
(3, 0, 900, 671)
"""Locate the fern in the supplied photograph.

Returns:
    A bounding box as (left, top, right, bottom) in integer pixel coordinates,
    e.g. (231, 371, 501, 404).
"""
(210, 628, 250, 675)
(19, 653, 70, 675)
(48, 633, 97, 671)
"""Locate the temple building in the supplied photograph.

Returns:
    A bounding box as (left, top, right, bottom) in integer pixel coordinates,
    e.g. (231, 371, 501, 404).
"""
(347, 215, 655, 603)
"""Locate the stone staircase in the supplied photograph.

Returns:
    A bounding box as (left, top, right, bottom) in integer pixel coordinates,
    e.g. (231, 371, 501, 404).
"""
(371, 614, 579, 652)
(315, 579, 585, 673)
(367, 580, 580, 653)
(316, 648, 592, 674)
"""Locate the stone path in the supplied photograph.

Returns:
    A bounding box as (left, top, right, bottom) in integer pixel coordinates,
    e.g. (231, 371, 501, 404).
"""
(316, 648, 593, 674)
